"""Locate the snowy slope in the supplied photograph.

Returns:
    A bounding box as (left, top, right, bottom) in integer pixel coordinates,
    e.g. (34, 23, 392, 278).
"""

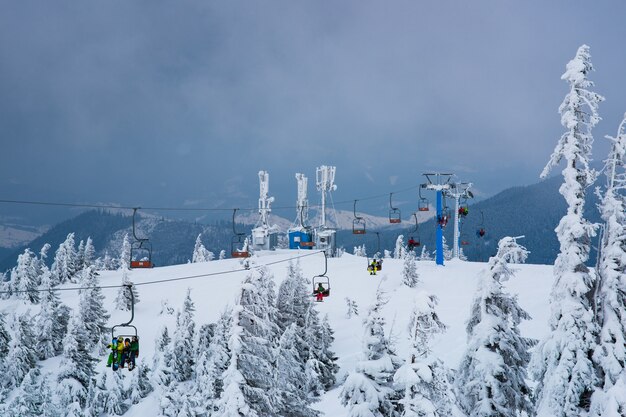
(1, 250, 553, 416)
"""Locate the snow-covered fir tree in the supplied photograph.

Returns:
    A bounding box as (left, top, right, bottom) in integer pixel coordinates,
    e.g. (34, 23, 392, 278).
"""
(216, 266, 280, 417)
(35, 272, 70, 359)
(89, 368, 128, 416)
(456, 237, 535, 417)
(8, 367, 45, 417)
(419, 245, 432, 261)
(340, 289, 401, 417)
(192, 233, 214, 262)
(345, 297, 359, 319)
(76, 240, 85, 271)
(39, 373, 61, 417)
(78, 266, 109, 349)
(0, 312, 10, 366)
(219, 249, 227, 260)
(303, 308, 338, 397)
(191, 308, 231, 414)
(51, 233, 78, 284)
(152, 325, 174, 389)
(128, 362, 153, 405)
(532, 44, 604, 417)
(172, 288, 196, 382)
(114, 272, 140, 311)
(589, 114, 626, 417)
(402, 250, 420, 288)
(195, 322, 215, 359)
(57, 311, 97, 412)
(394, 235, 406, 259)
(82, 237, 96, 269)
(11, 248, 40, 303)
(5, 312, 38, 389)
(276, 323, 319, 417)
(118, 233, 131, 271)
(354, 245, 367, 257)
(394, 292, 451, 417)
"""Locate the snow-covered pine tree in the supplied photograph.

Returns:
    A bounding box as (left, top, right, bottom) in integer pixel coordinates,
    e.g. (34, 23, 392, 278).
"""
(394, 235, 406, 259)
(114, 272, 140, 311)
(0, 312, 10, 364)
(9, 367, 45, 417)
(83, 237, 95, 269)
(216, 266, 280, 417)
(589, 114, 626, 417)
(219, 249, 226, 260)
(78, 266, 109, 349)
(345, 297, 359, 319)
(340, 289, 401, 417)
(51, 233, 78, 284)
(192, 233, 213, 263)
(57, 311, 97, 411)
(128, 362, 153, 405)
(76, 240, 85, 272)
(354, 245, 367, 257)
(402, 250, 420, 288)
(195, 322, 215, 359)
(39, 373, 61, 417)
(192, 307, 231, 412)
(276, 323, 319, 417)
(303, 308, 338, 396)
(394, 292, 450, 417)
(118, 233, 131, 271)
(456, 237, 535, 417)
(35, 272, 70, 359)
(151, 325, 176, 401)
(89, 368, 128, 416)
(5, 312, 38, 389)
(419, 245, 432, 261)
(11, 248, 40, 303)
(172, 288, 196, 382)
(532, 44, 604, 417)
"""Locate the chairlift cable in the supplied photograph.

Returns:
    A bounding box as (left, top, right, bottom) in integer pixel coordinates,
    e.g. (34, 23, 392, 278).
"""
(0, 250, 324, 296)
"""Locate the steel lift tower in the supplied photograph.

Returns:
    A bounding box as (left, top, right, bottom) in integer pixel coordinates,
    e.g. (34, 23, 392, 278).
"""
(421, 173, 453, 266)
(288, 173, 314, 249)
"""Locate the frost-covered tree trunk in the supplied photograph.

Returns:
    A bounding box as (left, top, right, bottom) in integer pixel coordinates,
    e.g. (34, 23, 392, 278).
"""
(216, 266, 280, 417)
(456, 237, 535, 417)
(589, 115, 626, 416)
(531, 44, 604, 417)
(402, 251, 420, 288)
(340, 289, 401, 417)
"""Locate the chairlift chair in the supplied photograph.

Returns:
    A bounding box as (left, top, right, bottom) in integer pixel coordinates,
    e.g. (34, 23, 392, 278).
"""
(231, 209, 250, 258)
(110, 284, 139, 371)
(407, 213, 421, 250)
(367, 232, 383, 271)
(418, 187, 430, 212)
(130, 208, 153, 269)
(312, 251, 331, 297)
(352, 200, 366, 234)
(477, 210, 486, 238)
(438, 206, 450, 228)
(388, 193, 401, 224)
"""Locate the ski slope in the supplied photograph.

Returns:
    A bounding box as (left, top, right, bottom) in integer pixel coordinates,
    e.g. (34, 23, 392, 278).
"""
(1, 250, 554, 416)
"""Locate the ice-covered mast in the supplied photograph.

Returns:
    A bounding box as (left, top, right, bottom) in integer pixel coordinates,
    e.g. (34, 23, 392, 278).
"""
(251, 170, 278, 251)
(295, 173, 309, 228)
(315, 165, 337, 255)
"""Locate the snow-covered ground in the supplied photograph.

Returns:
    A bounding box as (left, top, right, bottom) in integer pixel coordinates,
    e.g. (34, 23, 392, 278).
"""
(1, 249, 553, 416)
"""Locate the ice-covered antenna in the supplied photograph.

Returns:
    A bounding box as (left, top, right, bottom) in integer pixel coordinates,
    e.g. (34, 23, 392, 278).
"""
(296, 173, 309, 227)
(316, 165, 337, 228)
(257, 170, 274, 228)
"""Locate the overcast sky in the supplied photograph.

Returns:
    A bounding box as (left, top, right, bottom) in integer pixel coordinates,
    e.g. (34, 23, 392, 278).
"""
(2, 0, 626, 223)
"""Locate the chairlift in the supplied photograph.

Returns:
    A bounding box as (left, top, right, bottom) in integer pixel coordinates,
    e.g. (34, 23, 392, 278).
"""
(110, 284, 139, 371)
(312, 251, 331, 297)
(458, 198, 469, 217)
(298, 205, 315, 248)
(231, 209, 250, 258)
(367, 232, 383, 272)
(407, 213, 421, 250)
(438, 204, 450, 228)
(352, 200, 366, 234)
(418, 186, 430, 212)
(477, 210, 486, 238)
(388, 193, 401, 224)
(130, 208, 153, 269)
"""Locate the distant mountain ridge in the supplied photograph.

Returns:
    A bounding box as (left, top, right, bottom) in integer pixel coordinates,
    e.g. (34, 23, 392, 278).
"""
(0, 175, 604, 271)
